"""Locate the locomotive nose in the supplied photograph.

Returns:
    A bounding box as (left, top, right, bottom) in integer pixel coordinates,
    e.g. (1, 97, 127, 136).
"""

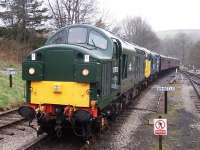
(18, 106, 36, 121)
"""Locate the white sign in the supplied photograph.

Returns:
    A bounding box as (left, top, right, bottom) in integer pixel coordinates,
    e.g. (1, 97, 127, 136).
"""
(154, 119, 167, 135)
(84, 55, 90, 62)
(6, 68, 16, 75)
(157, 86, 175, 92)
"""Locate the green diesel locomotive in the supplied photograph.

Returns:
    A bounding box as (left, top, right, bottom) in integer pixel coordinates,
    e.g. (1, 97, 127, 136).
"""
(19, 24, 179, 139)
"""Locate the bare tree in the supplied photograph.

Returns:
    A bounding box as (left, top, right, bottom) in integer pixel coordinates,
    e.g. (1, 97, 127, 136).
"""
(189, 41, 200, 67)
(110, 25, 122, 37)
(160, 33, 192, 64)
(48, 0, 97, 28)
(160, 38, 178, 57)
(174, 33, 191, 63)
(123, 17, 160, 51)
(95, 18, 107, 29)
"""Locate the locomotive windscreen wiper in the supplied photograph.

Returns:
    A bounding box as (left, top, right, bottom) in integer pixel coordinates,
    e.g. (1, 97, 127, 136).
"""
(91, 39, 98, 49)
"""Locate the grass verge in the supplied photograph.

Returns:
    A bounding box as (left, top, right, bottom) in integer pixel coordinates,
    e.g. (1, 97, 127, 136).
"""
(0, 60, 24, 110)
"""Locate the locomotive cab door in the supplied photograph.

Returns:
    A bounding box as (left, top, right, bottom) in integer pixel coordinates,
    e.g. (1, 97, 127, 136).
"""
(111, 39, 121, 92)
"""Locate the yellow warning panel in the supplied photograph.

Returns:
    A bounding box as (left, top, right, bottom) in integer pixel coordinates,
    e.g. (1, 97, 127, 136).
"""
(145, 60, 151, 78)
(31, 81, 90, 107)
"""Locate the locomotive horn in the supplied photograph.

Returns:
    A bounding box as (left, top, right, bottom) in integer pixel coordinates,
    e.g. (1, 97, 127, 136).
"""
(18, 106, 36, 121)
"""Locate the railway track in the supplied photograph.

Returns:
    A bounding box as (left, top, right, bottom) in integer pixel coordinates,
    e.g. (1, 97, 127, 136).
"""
(0, 108, 25, 130)
(181, 71, 200, 98)
(181, 70, 200, 113)
(17, 86, 164, 150)
(18, 134, 48, 150)
(13, 73, 175, 150)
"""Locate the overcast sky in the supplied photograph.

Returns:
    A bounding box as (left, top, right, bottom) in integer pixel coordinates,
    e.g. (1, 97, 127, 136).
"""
(98, 0, 200, 31)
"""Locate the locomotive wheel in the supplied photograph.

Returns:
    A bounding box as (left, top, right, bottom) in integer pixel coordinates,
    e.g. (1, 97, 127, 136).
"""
(145, 81, 148, 88)
(56, 128, 62, 138)
(55, 125, 63, 138)
(113, 103, 121, 119)
(100, 117, 109, 131)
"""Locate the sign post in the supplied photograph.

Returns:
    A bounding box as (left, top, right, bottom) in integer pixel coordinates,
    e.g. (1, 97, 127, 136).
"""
(9, 74, 12, 88)
(6, 68, 16, 88)
(157, 86, 175, 114)
(164, 91, 167, 114)
(159, 135, 162, 150)
(154, 116, 167, 150)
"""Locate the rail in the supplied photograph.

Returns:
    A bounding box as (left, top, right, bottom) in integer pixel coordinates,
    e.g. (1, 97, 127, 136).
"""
(18, 134, 48, 150)
(181, 70, 200, 100)
(0, 108, 25, 130)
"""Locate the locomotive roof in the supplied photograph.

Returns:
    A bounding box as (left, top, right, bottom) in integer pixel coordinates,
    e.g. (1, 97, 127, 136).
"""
(46, 24, 137, 57)
(45, 24, 178, 61)
(70, 24, 137, 53)
(160, 54, 178, 61)
(43, 24, 115, 59)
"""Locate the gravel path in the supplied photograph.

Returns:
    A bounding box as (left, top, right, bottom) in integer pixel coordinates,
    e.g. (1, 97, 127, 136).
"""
(116, 72, 200, 150)
(0, 121, 38, 150)
(180, 73, 198, 115)
(92, 74, 172, 150)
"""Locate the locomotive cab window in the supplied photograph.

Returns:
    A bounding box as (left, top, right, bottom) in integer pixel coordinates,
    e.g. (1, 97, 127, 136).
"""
(46, 30, 67, 45)
(68, 27, 87, 44)
(89, 30, 108, 49)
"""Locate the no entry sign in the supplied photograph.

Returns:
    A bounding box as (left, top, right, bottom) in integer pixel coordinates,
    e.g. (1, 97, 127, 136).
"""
(154, 119, 167, 135)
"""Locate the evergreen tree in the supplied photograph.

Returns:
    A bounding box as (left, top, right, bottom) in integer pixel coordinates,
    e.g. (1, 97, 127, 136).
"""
(0, 0, 50, 41)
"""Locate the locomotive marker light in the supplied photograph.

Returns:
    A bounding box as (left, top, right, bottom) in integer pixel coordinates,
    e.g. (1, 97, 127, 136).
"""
(6, 68, 16, 88)
(157, 86, 175, 114)
(28, 67, 35, 75)
(154, 116, 167, 150)
(82, 68, 89, 76)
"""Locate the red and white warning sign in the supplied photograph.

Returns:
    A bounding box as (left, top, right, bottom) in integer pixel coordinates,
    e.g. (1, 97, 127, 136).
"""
(154, 119, 167, 135)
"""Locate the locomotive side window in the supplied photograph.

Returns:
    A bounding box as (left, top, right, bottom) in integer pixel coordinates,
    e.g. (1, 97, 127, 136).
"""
(113, 43, 117, 58)
(68, 27, 87, 44)
(111, 42, 120, 90)
(89, 30, 108, 49)
(127, 54, 133, 77)
(47, 30, 67, 45)
(122, 54, 128, 79)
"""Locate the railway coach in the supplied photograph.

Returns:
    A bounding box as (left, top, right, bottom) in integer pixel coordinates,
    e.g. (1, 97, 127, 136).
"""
(18, 24, 179, 140)
(160, 55, 180, 72)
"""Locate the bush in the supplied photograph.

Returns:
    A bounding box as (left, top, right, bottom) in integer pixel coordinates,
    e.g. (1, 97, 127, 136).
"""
(0, 27, 47, 63)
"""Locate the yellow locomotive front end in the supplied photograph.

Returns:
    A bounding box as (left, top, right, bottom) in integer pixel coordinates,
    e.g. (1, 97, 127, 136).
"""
(144, 59, 151, 78)
(31, 81, 90, 107)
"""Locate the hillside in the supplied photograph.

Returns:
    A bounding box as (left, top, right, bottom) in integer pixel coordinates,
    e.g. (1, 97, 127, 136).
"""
(156, 29, 200, 41)
(0, 60, 24, 110)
